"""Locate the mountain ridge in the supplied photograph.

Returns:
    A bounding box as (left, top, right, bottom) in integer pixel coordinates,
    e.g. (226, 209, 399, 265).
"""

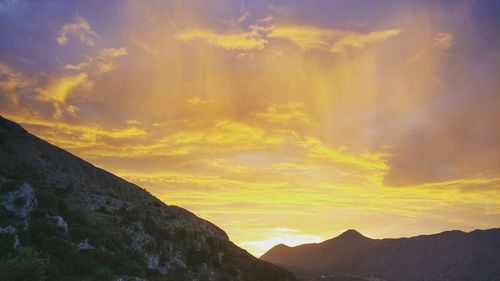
(0, 115, 297, 281)
(261, 228, 500, 281)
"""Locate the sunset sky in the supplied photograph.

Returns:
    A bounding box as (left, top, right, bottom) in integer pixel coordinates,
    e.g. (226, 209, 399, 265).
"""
(1, 0, 499, 256)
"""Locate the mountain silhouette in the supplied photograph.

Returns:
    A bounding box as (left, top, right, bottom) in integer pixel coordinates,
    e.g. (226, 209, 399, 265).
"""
(0, 116, 297, 281)
(261, 229, 500, 281)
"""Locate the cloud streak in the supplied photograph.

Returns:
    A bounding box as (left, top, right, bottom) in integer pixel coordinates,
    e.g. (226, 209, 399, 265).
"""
(177, 24, 403, 53)
(330, 28, 403, 52)
(177, 28, 267, 50)
(268, 25, 403, 52)
(57, 15, 100, 46)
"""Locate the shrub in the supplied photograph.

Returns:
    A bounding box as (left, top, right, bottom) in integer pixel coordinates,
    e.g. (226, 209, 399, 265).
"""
(0, 180, 22, 194)
(118, 260, 144, 276)
(0, 233, 16, 257)
(98, 206, 108, 213)
(36, 190, 59, 209)
(80, 248, 118, 269)
(145, 268, 163, 280)
(186, 248, 210, 267)
(14, 196, 25, 208)
(69, 224, 99, 244)
(175, 228, 188, 239)
(60, 208, 88, 225)
(0, 205, 11, 221)
(28, 219, 65, 245)
(91, 266, 114, 281)
(72, 250, 99, 276)
(219, 273, 233, 281)
(57, 199, 67, 210)
(0, 247, 48, 281)
(164, 270, 187, 281)
(54, 186, 74, 198)
(200, 273, 210, 281)
(40, 237, 76, 260)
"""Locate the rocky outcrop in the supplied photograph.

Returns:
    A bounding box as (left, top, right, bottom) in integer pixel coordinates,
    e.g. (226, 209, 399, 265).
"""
(1, 182, 37, 218)
(76, 239, 94, 250)
(0, 225, 20, 249)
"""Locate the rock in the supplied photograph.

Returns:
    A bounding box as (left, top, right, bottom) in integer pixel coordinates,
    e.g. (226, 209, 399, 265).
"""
(1, 182, 37, 218)
(0, 225, 20, 249)
(125, 222, 154, 252)
(55, 215, 69, 232)
(146, 254, 168, 274)
(77, 239, 94, 250)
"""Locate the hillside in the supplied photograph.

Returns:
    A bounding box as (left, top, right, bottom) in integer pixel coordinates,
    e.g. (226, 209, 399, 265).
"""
(261, 229, 500, 281)
(0, 115, 297, 281)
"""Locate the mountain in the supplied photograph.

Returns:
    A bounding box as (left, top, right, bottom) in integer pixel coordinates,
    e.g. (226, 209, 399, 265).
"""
(0, 115, 297, 281)
(261, 228, 500, 281)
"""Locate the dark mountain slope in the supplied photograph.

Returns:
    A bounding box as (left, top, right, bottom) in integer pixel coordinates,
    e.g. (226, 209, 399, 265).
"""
(0, 116, 297, 281)
(261, 229, 500, 281)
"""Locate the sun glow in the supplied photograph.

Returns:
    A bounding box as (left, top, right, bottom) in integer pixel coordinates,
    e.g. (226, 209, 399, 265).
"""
(240, 229, 325, 257)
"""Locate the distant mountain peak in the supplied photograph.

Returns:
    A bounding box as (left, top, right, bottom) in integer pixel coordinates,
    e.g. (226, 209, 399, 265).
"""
(336, 229, 366, 239)
(261, 228, 500, 281)
(262, 243, 291, 257)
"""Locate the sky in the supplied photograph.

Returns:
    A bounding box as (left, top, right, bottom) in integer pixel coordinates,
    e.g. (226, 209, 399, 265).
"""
(0, 0, 499, 257)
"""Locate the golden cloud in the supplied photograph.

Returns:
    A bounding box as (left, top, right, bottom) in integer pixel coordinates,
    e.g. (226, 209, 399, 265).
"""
(37, 46, 128, 118)
(37, 73, 89, 104)
(302, 136, 389, 171)
(267, 25, 333, 49)
(64, 60, 91, 71)
(160, 119, 268, 153)
(252, 103, 312, 126)
(99, 47, 128, 58)
(64, 47, 128, 74)
(176, 28, 267, 50)
(1, 114, 147, 151)
(268, 25, 402, 52)
(330, 28, 403, 53)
